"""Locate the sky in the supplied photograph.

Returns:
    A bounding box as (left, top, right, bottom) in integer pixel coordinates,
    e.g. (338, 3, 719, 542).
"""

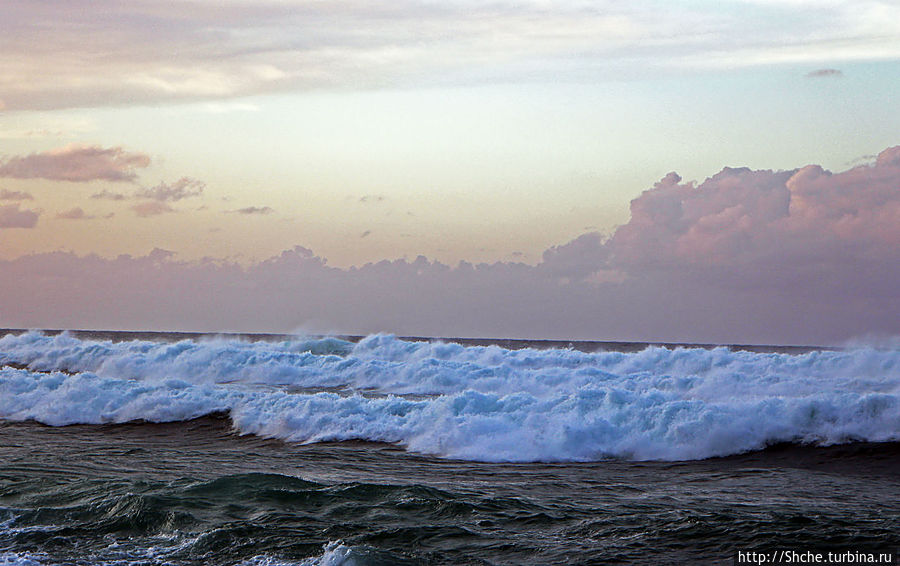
(0, 0, 898, 344)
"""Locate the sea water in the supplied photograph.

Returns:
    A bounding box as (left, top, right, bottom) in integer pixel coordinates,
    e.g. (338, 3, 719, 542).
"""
(0, 330, 898, 564)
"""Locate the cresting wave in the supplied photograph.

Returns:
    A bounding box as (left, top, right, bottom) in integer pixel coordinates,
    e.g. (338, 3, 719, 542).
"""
(1, 331, 898, 462)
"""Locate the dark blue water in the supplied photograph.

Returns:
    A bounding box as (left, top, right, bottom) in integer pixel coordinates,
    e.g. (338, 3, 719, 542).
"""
(2, 417, 899, 565)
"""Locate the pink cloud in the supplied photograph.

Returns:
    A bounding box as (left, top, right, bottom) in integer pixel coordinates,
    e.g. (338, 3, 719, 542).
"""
(56, 207, 93, 220)
(0, 204, 39, 228)
(0, 144, 151, 183)
(132, 201, 175, 217)
(0, 189, 33, 201)
(135, 177, 205, 202)
(607, 146, 900, 272)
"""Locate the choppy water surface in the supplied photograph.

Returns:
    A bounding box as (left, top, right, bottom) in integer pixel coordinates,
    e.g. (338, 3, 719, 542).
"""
(1, 331, 898, 564)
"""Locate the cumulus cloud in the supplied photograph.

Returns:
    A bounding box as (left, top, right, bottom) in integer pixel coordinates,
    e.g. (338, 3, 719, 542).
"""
(607, 146, 900, 275)
(135, 177, 205, 202)
(0, 145, 150, 183)
(132, 201, 175, 217)
(0, 146, 897, 345)
(0, 204, 39, 228)
(0, 189, 33, 201)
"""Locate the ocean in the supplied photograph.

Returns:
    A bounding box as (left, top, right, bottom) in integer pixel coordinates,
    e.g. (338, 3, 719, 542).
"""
(0, 330, 897, 565)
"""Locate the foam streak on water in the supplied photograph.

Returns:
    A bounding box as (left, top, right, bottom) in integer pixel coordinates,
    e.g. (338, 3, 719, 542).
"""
(1, 331, 898, 462)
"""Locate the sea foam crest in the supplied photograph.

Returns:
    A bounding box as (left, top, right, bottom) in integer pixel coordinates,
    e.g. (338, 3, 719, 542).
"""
(0, 331, 898, 462)
(0, 552, 45, 566)
(239, 541, 360, 566)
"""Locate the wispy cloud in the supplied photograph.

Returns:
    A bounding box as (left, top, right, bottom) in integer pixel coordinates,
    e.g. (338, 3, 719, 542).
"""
(0, 189, 33, 201)
(230, 206, 274, 215)
(1, 1, 897, 110)
(0, 115, 95, 140)
(135, 177, 205, 202)
(202, 102, 260, 114)
(56, 207, 95, 220)
(806, 68, 843, 78)
(132, 201, 175, 217)
(0, 203, 39, 228)
(0, 144, 150, 183)
(91, 190, 128, 201)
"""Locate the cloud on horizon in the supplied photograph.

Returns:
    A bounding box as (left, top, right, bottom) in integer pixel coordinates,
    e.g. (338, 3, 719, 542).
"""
(1, 146, 898, 345)
(606, 146, 900, 275)
(0, 145, 151, 183)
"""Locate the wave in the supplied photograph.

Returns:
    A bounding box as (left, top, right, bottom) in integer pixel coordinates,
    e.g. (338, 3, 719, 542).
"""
(0, 468, 473, 566)
(1, 331, 898, 462)
(1, 465, 420, 565)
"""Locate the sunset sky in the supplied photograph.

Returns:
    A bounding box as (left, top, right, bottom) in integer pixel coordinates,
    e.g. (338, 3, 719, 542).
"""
(1, 0, 898, 344)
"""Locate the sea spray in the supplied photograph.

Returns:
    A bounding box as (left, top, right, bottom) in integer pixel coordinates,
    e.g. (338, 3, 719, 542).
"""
(1, 331, 898, 462)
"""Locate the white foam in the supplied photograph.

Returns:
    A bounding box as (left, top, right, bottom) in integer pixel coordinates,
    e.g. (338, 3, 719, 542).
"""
(1, 332, 898, 461)
(299, 541, 360, 566)
(235, 542, 360, 566)
(0, 552, 45, 566)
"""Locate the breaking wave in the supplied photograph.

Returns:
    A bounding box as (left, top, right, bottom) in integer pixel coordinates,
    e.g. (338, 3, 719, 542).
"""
(1, 331, 898, 462)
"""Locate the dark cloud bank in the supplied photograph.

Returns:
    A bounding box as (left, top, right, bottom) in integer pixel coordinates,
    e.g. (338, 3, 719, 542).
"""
(2, 147, 899, 346)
